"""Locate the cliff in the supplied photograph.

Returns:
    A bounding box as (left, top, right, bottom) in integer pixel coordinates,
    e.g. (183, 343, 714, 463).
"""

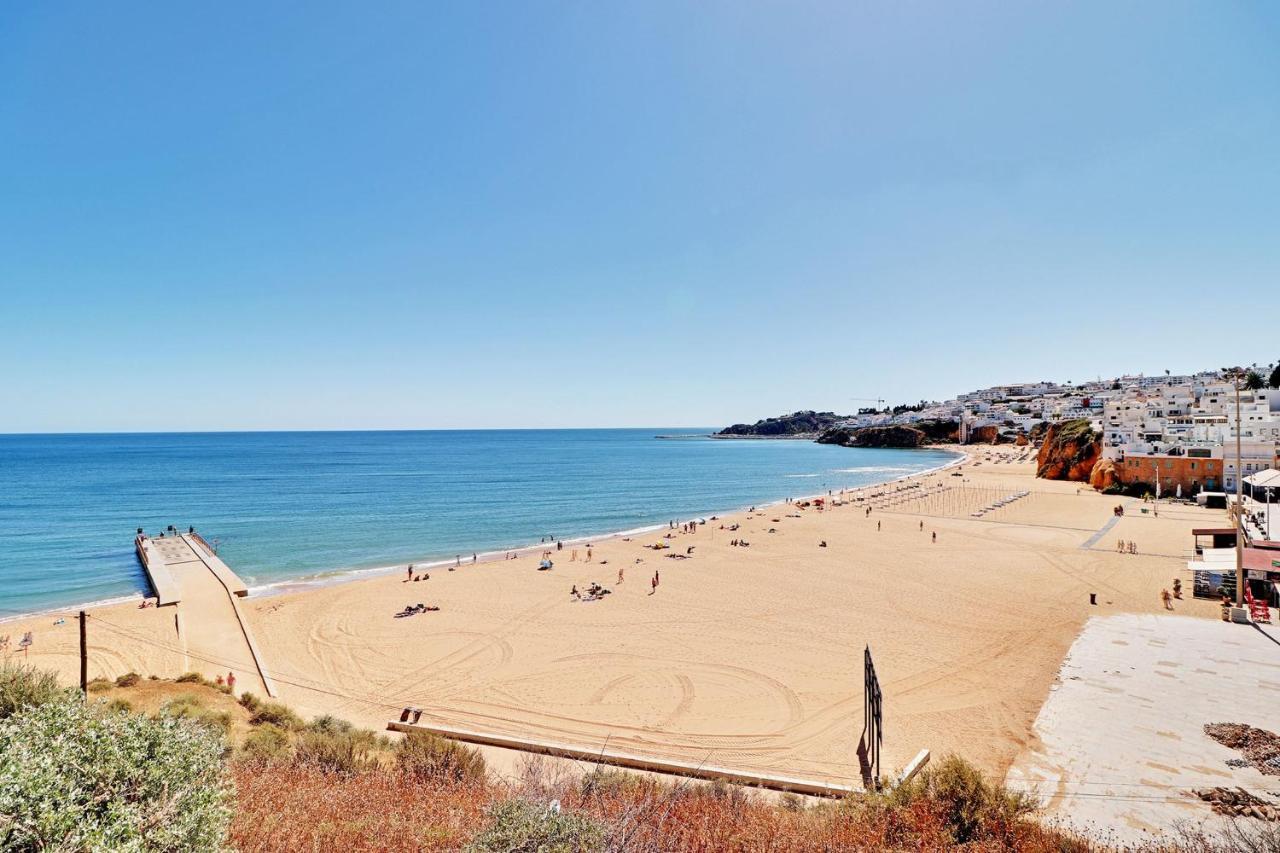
(1088, 457, 1119, 491)
(817, 420, 959, 449)
(1035, 419, 1101, 481)
(818, 425, 927, 448)
(718, 411, 846, 437)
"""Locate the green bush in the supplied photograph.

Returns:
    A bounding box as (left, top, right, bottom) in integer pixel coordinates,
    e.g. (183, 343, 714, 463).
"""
(240, 723, 293, 763)
(176, 671, 206, 684)
(160, 694, 232, 735)
(579, 766, 652, 799)
(87, 677, 113, 693)
(238, 691, 263, 713)
(294, 727, 385, 774)
(466, 799, 605, 853)
(396, 731, 486, 782)
(115, 672, 141, 688)
(106, 698, 134, 714)
(0, 694, 231, 850)
(249, 700, 303, 730)
(0, 661, 75, 720)
(307, 713, 354, 735)
(887, 754, 1036, 844)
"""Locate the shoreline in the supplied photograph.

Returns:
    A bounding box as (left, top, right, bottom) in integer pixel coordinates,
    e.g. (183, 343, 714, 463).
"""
(1, 447, 967, 623)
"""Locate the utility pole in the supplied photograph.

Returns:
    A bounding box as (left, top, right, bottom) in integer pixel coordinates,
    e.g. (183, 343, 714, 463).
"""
(1234, 372, 1245, 607)
(79, 611, 88, 697)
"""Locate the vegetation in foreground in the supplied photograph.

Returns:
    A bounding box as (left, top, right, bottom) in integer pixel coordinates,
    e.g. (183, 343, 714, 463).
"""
(0, 661, 1267, 851)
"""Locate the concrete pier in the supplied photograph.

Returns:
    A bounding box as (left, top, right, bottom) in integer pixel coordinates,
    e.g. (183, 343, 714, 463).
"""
(134, 530, 276, 696)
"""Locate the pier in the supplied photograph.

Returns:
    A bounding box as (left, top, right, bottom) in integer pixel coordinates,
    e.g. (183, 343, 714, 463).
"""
(134, 529, 277, 697)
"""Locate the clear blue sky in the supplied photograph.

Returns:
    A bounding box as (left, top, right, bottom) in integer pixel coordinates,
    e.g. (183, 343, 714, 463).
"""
(2, 2, 1277, 432)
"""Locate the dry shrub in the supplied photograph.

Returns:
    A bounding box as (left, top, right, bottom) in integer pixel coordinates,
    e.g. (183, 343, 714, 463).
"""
(396, 731, 486, 783)
(230, 761, 493, 852)
(225, 730, 1087, 852)
(466, 799, 605, 852)
(248, 700, 302, 730)
(0, 661, 74, 719)
(884, 753, 1039, 844)
(240, 723, 293, 763)
(293, 726, 386, 774)
(114, 672, 141, 688)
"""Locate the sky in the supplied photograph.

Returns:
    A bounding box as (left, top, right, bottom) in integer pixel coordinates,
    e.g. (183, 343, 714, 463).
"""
(2, 2, 1278, 432)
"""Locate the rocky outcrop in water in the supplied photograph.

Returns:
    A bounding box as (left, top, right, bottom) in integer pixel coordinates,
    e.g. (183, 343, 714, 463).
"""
(1035, 419, 1101, 481)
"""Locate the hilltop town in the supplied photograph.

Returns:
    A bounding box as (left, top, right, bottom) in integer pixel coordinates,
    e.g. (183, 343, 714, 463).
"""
(725, 363, 1280, 510)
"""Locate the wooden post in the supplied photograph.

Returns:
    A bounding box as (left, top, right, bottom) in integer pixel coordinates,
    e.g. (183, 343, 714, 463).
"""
(79, 611, 88, 697)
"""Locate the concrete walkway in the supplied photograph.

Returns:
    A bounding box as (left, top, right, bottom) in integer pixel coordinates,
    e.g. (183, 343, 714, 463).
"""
(1007, 613, 1280, 844)
(144, 536, 270, 696)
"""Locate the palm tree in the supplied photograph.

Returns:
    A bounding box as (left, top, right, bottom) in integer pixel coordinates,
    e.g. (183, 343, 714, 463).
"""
(1269, 363, 1280, 390)
(1245, 370, 1265, 391)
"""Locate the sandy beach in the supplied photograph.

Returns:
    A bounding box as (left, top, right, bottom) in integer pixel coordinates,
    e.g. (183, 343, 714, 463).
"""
(3, 445, 1226, 785)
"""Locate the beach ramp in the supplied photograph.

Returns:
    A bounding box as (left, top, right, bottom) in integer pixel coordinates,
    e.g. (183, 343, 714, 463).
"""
(134, 534, 183, 606)
(133, 531, 276, 697)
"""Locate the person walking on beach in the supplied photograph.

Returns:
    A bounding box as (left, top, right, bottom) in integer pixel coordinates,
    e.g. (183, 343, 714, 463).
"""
(932, 531, 937, 544)
(1161, 588, 1174, 610)
(472, 553, 477, 564)
(617, 567, 624, 584)
(919, 521, 924, 531)
(877, 521, 881, 532)
(586, 547, 592, 562)
(455, 555, 461, 567)
(406, 565, 413, 581)
(650, 575, 657, 595)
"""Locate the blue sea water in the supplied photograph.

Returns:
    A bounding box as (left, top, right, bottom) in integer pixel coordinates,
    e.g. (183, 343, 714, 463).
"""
(0, 430, 957, 618)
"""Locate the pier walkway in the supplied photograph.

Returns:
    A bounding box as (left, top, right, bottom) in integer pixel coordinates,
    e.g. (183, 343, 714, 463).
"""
(135, 532, 275, 697)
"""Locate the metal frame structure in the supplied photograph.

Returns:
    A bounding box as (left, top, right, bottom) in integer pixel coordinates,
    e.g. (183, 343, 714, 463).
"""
(862, 645, 883, 788)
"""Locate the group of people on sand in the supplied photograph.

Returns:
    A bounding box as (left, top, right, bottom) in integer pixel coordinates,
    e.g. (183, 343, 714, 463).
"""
(1161, 579, 1184, 610)
(1116, 539, 1138, 554)
(405, 564, 430, 582)
(570, 581, 611, 602)
(395, 602, 440, 618)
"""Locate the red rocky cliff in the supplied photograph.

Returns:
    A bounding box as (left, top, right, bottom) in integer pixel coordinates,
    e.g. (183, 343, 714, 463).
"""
(1035, 419, 1101, 482)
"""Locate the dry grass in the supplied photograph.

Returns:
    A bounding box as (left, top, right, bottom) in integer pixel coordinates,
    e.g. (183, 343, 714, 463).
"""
(229, 755, 1093, 852)
(230, 762, 495, 852)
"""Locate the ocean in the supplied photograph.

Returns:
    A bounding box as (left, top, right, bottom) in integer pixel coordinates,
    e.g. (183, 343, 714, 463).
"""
(0, 430, 958, 618)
